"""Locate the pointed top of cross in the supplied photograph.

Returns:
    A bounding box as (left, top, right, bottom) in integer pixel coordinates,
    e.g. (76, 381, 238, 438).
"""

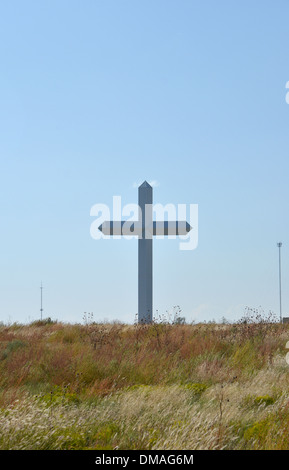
(139, 180, 152, 189)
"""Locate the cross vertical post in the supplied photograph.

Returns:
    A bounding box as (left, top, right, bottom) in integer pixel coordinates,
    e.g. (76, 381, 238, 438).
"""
(138, 181, 153, 324)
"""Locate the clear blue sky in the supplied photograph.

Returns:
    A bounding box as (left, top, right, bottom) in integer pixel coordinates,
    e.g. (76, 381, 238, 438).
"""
(1, 0, 289, 324)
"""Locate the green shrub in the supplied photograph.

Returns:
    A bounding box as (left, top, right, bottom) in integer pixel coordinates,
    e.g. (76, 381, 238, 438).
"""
(253, 395, 275, 407)
(92, 422, 121, 450)
(31, 317, 57, 326)
(242, 394, 276, 410)
(63, 431, 89, 450)
(38, 385, 80, 406)
(243, 418, 271, 443)
(1, 339, 26, 360)
(183, 382, 208, 400)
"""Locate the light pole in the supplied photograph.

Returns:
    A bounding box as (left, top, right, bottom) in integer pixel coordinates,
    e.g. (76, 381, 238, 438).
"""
(40, 282, 43, 321)
(277, 242, 282, 323)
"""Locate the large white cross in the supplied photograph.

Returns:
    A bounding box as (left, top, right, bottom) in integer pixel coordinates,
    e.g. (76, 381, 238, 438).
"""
(98, 181, 192, 324)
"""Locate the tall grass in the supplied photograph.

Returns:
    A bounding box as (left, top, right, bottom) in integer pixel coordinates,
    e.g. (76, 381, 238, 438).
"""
(0, 318, 288, 449)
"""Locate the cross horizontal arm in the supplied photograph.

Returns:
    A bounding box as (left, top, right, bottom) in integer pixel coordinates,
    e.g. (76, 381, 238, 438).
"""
(98, 221, 192, 236)
(98, 221, 140, 236)
(152, 221, 192, 236)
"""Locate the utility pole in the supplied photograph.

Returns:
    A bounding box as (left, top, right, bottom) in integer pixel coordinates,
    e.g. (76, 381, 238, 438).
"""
(40, 282, 43, 320)
(277, 243, 282, 323)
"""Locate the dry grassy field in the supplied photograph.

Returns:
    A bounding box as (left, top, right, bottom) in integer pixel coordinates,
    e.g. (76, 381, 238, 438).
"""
(0, 315, 289, 450)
